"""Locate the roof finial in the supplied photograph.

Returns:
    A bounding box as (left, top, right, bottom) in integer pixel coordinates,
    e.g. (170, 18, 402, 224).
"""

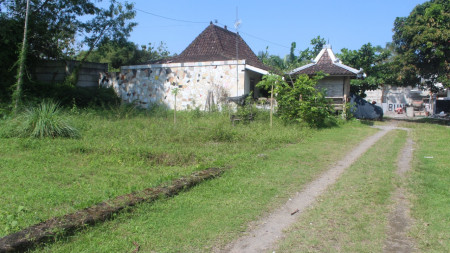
(210, 21, 213, 25)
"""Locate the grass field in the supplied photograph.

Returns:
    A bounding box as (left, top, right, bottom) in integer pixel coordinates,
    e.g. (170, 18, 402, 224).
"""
(0, 107, 377, 251)
(404, 121, 450, 252)
(0, 108, 307, 236)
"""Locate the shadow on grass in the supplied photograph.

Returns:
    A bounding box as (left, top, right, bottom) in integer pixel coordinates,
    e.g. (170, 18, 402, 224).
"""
(383, 117, 450, 126)
(359, 120, 375, 126)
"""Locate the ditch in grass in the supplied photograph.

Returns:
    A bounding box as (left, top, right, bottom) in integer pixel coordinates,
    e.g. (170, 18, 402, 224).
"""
(0, 110, 309, 236)
(31, 120, 376, 252)
(273, 130, 407, 252)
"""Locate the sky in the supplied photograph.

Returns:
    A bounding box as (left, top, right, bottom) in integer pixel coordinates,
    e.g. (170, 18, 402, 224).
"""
(127, 0, 427, 58)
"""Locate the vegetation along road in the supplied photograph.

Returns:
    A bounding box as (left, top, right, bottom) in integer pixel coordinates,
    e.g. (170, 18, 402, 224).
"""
(0, 109, 448, 252)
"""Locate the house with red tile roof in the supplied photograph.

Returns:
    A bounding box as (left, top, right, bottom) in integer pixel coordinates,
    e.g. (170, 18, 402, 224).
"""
(100, 23, 269, 110)
(289, 45, 364, 109)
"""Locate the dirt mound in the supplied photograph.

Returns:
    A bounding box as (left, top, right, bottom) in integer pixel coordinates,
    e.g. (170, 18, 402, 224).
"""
(0, 167, 224, 253)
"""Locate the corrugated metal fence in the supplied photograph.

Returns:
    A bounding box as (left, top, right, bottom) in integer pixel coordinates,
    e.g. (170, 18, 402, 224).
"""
(34, 60, 107, 87)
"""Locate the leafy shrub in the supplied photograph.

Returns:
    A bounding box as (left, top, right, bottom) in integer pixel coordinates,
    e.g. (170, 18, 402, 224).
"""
(258, 73, 335, 128)
(209, 123, 237, 142)
(22, 81, 119, 108)
(236, 92, 257, 124)
(8, 100, 80, 138)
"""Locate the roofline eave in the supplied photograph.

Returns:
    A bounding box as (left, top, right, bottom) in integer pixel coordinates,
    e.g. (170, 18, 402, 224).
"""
(288, 63, 316, 75)
(246, 65, 269, 75)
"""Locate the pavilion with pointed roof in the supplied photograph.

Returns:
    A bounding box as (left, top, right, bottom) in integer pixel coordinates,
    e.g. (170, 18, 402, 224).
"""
(289, 45, 364, 109)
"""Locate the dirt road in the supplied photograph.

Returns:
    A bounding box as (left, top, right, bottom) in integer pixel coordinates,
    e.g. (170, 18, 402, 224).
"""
(221, 124, 405, 253)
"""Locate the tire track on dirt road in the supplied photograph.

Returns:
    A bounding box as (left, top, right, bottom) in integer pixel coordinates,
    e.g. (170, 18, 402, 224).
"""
(221, 125, 397, 253)
(383, 129, 416, 253)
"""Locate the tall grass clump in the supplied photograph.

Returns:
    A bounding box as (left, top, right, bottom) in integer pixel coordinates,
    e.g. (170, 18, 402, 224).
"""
(13, 100, 80, 138)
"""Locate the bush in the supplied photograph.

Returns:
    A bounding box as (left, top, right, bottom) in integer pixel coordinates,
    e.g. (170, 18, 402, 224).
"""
(258, 73, 335, 128)
(235, 92, 257, 124)
(7, 100, 80, 138)
(22, 81, 120, 108)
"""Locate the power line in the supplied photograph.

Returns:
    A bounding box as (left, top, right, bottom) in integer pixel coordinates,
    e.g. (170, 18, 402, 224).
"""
(136, 8, 290, 50)
(217, 22, 290, 49)
(136, 8, 209, 24)
(239, 31, 290, 49)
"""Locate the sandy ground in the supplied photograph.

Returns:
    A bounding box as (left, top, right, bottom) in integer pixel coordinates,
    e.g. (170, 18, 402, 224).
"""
(220, 124, 398, 253)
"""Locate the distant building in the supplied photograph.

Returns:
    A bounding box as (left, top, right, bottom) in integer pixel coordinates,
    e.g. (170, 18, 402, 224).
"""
(100, 23, 269, 110)
(289, 45, 363, 110)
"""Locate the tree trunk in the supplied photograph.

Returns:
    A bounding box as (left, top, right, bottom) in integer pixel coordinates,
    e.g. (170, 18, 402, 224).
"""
(13, 0, 31, 113)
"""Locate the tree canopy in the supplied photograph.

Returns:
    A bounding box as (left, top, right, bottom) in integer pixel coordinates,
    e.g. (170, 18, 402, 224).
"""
(392, 0, 449, 91)
(257, 36, 326, 72)
(78, 39, 170, 71)
(338, 43, 398, 97)
(297, 36, 326, 64)
(0, 0, 136, 100)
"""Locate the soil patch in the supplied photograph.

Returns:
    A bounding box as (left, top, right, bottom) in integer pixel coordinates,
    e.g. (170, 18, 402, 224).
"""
(0, 167, 223, 253)
(383, 133, 416, 252)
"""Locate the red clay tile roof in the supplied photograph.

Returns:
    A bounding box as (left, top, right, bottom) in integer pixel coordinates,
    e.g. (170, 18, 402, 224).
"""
(162, 24, 269, 71)
(290, 48, 360, 76)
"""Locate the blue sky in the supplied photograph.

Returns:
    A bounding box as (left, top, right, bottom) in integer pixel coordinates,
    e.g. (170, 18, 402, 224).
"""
(128, 0, 427, 57)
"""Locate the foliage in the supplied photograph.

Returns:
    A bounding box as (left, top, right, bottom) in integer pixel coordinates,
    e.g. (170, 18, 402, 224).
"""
(0, 0, 136, 99)
(257, 36, 326, 72)
(236, 92, 257, 124)
(5, 100, 80, 138)
(78, 39, 170, 71)
(297, 36, 326, 64)
(392, 0, 450, 91)
(339, 43, 397, 97)
(20, 81, 120, 108)
(258, 47, 289, 72)
(258, 73, 334, 127)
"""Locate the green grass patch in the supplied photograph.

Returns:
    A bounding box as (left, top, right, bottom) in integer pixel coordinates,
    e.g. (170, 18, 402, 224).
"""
(274, 130, 407, 252)
(0, 109, 303, 236)
(405, 122, 450, 252)
(18, 117, 377, 252)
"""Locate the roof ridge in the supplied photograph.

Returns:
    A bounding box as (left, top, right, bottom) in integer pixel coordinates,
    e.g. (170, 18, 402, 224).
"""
(210, 25, 226, 57)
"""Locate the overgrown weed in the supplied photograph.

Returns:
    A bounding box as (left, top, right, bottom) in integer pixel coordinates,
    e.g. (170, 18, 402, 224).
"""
(2, 100, 80, 138)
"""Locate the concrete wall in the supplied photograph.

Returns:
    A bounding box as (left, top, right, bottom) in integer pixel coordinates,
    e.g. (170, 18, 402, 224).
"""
(34, 60, 108, 87)
(365, 85, 431, 113)
(99, 60, 254, 110)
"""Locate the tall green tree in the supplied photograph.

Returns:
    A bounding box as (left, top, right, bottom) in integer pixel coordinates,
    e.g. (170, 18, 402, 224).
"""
(339, 43, 397, 97)
(258, 47, 289, 72)
(0, 0, 136, 100)
(298, 36, 326, 63)
(393, 0, 449, 91)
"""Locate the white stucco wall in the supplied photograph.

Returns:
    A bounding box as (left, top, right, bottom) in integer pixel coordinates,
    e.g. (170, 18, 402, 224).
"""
(99, 60, 252, 110)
